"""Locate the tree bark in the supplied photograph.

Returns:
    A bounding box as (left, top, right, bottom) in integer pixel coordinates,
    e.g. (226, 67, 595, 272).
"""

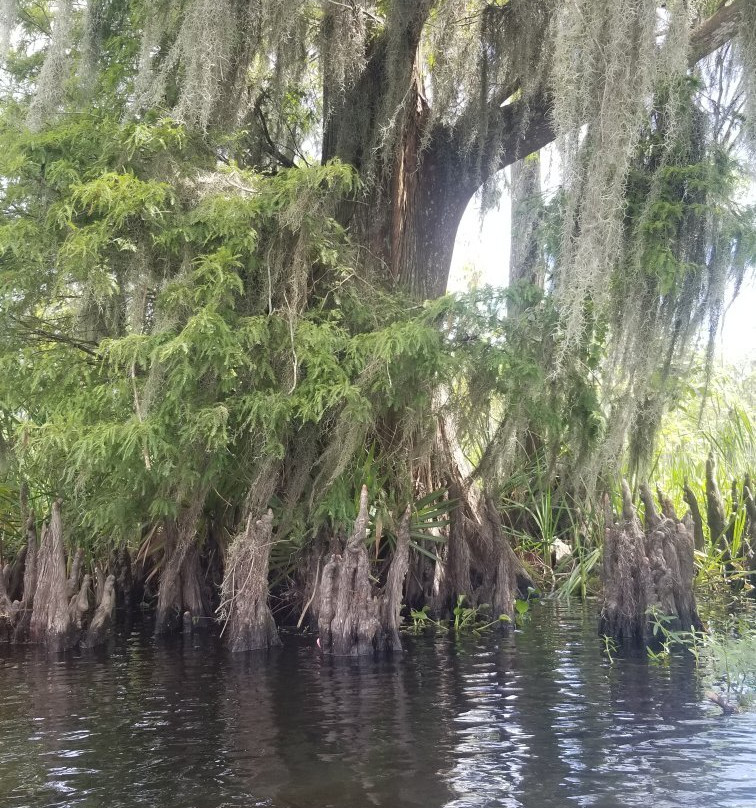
(600, 481, 701, 648)
(222, 509, 280, 652)
(29, 500, 76, 651)
(83, 574, 116, 648)
(155, 514, 206, 634)
(705, 453, 727, 546)
(317, 486, 412, 655)
(683, 483, 705, 552)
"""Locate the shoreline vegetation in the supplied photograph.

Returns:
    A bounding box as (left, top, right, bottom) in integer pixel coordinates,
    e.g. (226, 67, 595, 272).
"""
(0, 0, 754, 713)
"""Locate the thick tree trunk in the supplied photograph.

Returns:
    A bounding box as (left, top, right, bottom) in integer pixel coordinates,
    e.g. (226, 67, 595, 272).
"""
(29, 501, 76, 651)
(600, 481, 701, 648)
(221, 509, 280, 652)
(393, 131, 473, 299)
(317, 486, 411, 655)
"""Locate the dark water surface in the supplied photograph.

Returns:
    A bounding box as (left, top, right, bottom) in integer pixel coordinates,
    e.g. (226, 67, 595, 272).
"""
(1, 603, 754, 808)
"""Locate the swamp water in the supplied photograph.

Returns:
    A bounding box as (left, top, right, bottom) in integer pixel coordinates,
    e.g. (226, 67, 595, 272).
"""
(1, 603, 754, 808)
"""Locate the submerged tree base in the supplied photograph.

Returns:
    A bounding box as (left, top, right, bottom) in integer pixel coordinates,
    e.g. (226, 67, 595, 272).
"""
(600, 481, 702, 648)
(316, 486, 411, 656)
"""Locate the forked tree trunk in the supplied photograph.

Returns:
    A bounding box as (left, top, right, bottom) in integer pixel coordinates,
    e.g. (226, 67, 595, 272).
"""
(221, 509, 280, 652)
(317, 487, 411, 655)
(600, 481, 701, 647)
(29, 501, 76, 651)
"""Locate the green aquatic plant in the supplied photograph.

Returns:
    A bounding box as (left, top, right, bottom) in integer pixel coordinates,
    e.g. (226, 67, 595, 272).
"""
(452, 595, 511, 636)
(601, 634, 618, 665)
(647, 607, 756, 708)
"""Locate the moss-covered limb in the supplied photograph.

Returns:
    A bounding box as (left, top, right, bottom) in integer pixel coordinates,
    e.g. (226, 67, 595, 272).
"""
(221, 510, 280, 653)
(600, 481, 701, 647)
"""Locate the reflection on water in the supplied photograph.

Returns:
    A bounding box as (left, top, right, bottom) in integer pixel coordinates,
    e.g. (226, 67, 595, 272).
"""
(1, 603, 754, 808)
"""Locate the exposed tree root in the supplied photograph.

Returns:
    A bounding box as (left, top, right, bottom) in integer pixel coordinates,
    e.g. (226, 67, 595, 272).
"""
(110, 545, 133, 614)
(706, 453, 727, 546)
(0, 570, 19, 642)
(683, 483, 705, 552)
(6, 545, 26, 602)
(69, 573, 92, 631)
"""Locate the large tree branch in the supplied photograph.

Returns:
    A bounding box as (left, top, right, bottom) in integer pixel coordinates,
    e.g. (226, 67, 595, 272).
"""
(689, 0, 747, 65)
(483, 0, 749, 174)
(322, 0, 438, 165)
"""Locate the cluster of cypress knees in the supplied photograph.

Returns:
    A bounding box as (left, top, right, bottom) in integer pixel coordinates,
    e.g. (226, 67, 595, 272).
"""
(2, 459, 754, 657)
